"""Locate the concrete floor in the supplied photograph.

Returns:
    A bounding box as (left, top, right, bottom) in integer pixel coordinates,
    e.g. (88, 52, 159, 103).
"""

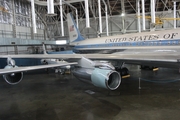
(0, 65, 180, 120)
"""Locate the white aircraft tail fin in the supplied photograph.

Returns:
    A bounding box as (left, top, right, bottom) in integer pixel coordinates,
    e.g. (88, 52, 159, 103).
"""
(42, 44, 47, 54)
(67, 13, 85, 43)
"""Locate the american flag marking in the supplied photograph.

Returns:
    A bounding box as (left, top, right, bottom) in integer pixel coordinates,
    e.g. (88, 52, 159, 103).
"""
(70, 25, 74, 32)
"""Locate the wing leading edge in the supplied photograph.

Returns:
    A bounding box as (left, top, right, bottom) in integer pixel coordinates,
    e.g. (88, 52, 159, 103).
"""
(0, 62, 77, 75)
(0, 53, 179, 61)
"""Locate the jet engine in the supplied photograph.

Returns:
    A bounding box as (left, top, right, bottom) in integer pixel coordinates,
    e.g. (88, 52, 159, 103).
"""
(2, 57, 23, 85)
(73, 68, 121, 90)
(73, 57, 121, 90)
(3, 65, 23, 85)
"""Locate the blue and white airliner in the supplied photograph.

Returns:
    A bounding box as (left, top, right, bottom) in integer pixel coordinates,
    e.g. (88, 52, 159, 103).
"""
(67, 13, 180, 55)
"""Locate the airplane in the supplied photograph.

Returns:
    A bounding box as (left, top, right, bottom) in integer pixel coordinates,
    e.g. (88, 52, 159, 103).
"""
(66, 13, 180, 71)
(41, 44, 71, 74)
(0, 13, 180, 91)
(66, 13, 180, 56)
(45, 13, 180, 73)
(41, 57, 71, 74)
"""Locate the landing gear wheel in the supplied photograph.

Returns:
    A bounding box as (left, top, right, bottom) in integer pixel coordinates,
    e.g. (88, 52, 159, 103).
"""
(120, 67, 129, 76)
(140, 65, 147, 69)
(116, 67, 129, 76)
(140, 65, 158, 70)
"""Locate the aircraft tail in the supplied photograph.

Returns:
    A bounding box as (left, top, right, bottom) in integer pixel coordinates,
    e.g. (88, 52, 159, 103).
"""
(42, 44, 48, 54)
(67, 13, 85, 43)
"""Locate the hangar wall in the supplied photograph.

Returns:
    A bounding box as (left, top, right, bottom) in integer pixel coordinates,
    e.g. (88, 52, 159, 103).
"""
(0, 0, 47, 54)
(72, 11, 180, 39)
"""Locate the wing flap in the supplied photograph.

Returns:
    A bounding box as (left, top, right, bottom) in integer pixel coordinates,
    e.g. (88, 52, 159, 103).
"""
(0, 53, 179, 69)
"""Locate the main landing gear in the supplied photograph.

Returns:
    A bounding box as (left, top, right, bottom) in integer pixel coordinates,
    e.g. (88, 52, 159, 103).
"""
(140, 65, 159, 71)
(116, 67, 130, 78)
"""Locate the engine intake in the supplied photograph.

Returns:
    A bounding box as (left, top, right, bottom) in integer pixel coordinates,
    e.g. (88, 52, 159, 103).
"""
(3, 65, 23, 85)
(91, 68, 121, 90)
(73, 68, 121, 90)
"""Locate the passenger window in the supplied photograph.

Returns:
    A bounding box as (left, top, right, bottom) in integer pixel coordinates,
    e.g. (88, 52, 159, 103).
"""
(159, 42, 161, 45)
(168, 41, 170, 45)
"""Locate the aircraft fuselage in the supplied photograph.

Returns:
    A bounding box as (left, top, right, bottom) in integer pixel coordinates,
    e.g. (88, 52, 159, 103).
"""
(70, 28, 180, 54)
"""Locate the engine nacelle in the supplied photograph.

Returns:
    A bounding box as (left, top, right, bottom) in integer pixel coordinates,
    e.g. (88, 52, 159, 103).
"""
(3, 65, 23, 85)
(73, 68, 121, 90)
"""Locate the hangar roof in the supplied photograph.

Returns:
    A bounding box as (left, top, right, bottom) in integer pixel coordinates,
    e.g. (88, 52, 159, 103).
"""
(36, 0, 180, 17)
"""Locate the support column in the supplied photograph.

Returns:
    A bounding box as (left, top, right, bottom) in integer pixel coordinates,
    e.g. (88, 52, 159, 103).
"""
(31, 0, 37, 34)
(121, 0, 125, 33)
(31, 26, 34, 39)
(98, 0, 102, 34)
(102, 0, 109, 36)
(14, 45, 18, 54)
(85, 0, 90, 28)
(150, 0, 156, 31)
(141, 0, 146, 31)
(44, 29, 46, 40)
(60, 0, 64, 36)
(12, 0, 17, 38)
(137, 0, 141, 33)
(173, 1, 176, 29)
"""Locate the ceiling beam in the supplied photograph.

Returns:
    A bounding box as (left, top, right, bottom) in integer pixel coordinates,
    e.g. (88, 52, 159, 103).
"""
(27, 0, 84, 6)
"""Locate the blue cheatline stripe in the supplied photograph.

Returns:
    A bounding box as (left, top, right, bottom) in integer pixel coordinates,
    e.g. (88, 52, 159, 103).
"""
(74, 39, 180, 49)
(48, 50, 74, 54)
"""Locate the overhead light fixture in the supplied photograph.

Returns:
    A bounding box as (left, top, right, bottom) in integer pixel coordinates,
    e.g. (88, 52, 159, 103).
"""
(121, 13, 125, 16)
(56, 40, 67, 45)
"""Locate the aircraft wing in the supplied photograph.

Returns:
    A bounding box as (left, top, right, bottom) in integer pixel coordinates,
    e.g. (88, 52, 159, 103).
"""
(0, 62, 77, 75)
(0, 53, 179, 68)
(0, 53, 178, 61)
(0, 53, 179, 89)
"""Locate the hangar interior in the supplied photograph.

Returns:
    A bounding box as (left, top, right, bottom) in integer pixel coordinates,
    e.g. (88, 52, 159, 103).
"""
(0, 0, 180, 120)
(0, 0, 180, 54)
